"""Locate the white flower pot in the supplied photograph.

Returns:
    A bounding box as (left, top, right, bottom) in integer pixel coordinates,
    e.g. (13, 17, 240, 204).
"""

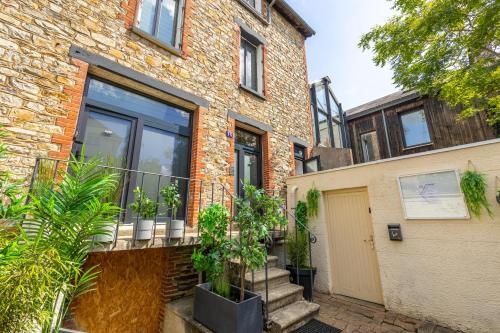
(166, 219, 184, 239)
(135, 219, 154, 240)
(94, 224, 117, 243)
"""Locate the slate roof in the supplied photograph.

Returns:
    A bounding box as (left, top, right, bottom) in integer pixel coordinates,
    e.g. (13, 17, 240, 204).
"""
(345, 90, 421, 120)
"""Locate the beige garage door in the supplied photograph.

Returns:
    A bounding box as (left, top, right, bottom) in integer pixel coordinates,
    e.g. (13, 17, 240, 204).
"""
(325, 188, 383, 304)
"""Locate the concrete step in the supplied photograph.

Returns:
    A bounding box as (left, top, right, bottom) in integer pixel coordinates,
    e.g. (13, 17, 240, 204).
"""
(267, 255, 279, 268)
(257, 283, 304, 313)
(245, 267, 290, 291)
(268, 301, 320, 333)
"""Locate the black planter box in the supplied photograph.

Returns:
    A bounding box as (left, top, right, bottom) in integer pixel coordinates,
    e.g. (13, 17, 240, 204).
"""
(286, 265, 317, 301)
(193, 283, 263, 333)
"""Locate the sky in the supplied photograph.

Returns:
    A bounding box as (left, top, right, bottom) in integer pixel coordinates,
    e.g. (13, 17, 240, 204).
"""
(286, 0, 399, 110)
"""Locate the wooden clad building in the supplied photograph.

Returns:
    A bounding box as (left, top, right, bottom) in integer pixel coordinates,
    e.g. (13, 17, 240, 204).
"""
(345, 91, 497, 164)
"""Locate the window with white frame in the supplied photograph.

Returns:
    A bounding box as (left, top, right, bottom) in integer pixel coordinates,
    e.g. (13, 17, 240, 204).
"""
(135, 0, 185, 49)
(239, 31, 264, 95)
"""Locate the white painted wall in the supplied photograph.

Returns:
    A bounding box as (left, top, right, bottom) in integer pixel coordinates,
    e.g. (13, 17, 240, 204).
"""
(287, 140, 500, 333)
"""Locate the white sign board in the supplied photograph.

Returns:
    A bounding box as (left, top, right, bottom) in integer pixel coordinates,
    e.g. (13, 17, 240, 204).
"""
(398, 170, 469, 219)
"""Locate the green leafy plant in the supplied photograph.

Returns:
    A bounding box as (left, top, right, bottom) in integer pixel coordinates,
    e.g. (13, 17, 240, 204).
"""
(192, 204, 231, 298)
(232, 182, 288, 301)
(161, 182, 182, 219)
(295, 201, 308, 231)
(460, 170, 492, 218)
(288, 231, 309, 268)
(0, 151, 121, 332)
(306, 187, 320, 218)
(129, 187, 159, 219)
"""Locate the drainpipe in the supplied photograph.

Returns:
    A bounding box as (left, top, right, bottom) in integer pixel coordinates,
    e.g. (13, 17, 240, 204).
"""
(381, 109, 392, 158)
(267, 0, 277, 23)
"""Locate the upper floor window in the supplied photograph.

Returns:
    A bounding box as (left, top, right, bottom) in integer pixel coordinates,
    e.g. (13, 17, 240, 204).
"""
(293, 145, 305, 175)
(399, 109, 431, 148)
(238, 25, 265, 96)
(360, 131, 380, 162)
(240, 0, 262, 13)
(135, 0, 185, 49)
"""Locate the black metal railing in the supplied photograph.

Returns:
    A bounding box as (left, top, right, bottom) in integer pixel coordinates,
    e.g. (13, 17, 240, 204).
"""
(27, 157, 236, 249)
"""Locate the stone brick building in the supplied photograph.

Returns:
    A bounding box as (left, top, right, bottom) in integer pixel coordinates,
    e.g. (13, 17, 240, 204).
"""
(0, 0, 315, 331)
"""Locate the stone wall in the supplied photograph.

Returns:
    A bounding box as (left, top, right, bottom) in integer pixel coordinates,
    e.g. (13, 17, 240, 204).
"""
(0, 0, 312, 193)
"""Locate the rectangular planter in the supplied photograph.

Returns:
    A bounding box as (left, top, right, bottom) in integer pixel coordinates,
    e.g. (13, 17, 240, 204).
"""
(193, 283, 263, 333)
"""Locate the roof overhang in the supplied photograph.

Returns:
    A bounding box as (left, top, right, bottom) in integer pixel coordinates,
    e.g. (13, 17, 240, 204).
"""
(346, 91, 422, 121)
(274, 0, 315, 38)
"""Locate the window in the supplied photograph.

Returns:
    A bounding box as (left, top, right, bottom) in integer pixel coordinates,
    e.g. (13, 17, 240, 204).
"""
(240, 38, 258, 91)
(75, 78, 192, 223)
(311, 80, 346, 148)
(304, 156, 321, 173)
(240, 0, 262, 13)
(399, 109, 431, 148)
(293, 145, 305, 175)
(239, 26, 265, 96)
(360, 131, 380, 162)
(135, 0, 185, 49)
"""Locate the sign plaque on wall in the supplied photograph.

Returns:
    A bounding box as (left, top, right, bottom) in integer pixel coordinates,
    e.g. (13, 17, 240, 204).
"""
(397, 170, 469, 219)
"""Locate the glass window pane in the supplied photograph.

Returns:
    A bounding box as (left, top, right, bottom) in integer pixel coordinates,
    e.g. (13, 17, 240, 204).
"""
(330, 95, 340, 119)
(245, 42, 257, 90)
(243, 153, 259, 187)
(88, 79, 190, 127)
(305, 158, 320, 173)
(244, 0, 256, 7)
(294, 145, 305, 159)
(332, 121, 342, 148)
(83, 112, 132, 168)
(235, 128, 260, 148)
(311, 104, 318, 144)
(157, 0, 179, 46)
(240, 43, 246, 85)
(360, 131, 380, 162)
(400, 109, 431, 147)
(315, 85, 328, 113)
(295, 159, 304, 175)
(137, 0, 157, 35)
(135, 126, 190, 221)
(317, 112, 330, 147)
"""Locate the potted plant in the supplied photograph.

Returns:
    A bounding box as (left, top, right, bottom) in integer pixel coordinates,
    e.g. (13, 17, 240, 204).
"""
(460, 170, 493, 218)
(286, 200, 316, 301)
(160, 182, 183, 238)
(193, 204, 260, 333)
(129, 187, 159, 240)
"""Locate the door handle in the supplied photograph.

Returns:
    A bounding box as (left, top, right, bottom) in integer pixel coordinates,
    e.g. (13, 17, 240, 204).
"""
(363, 235, 375, 249)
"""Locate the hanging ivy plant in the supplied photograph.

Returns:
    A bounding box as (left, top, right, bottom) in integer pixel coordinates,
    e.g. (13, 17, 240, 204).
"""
(306, 187, 320, 218)
(460, 170, 492, 218)
(295, 201, 308, 231)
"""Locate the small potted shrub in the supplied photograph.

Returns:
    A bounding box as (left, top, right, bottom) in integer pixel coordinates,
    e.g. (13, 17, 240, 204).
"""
(286, 200, 317, 301)
(193, 204, 262, 333)
(160, 182, 183, 238)
(129, 187, 159, 240)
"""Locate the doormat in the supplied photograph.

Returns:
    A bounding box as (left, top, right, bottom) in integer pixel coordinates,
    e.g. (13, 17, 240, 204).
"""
(291, 319, 342, 333)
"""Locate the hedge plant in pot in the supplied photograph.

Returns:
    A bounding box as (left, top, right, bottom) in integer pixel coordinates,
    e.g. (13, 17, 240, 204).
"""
(192, 204, 257, 333)
(286, 200, 317, 301)
(160, 182, 183, 238)
(129, 187, 159, 240)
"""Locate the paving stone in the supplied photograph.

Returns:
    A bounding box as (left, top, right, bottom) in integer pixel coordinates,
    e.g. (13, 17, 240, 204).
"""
(351, 304, 376, 319)
(383, 311, 399, 325)
(434, 326, 456, 333)
(394, 318, 417, 332)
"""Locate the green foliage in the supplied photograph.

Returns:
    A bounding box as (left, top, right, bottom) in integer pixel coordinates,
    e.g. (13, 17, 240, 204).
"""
(232, 182, 288, 301)
(306, 188, 320, 218)
(129, 187, 159, 219)
(192, 204, 230, 297)
(0, 151, 121, 332)
(287, 231, 309, 269)
(161, 182, 182, 218)
(359, 0, 500, 126)
(460, 170, 492, 218)
(0, 177, 30, 223)
(295, 201, 308, 232)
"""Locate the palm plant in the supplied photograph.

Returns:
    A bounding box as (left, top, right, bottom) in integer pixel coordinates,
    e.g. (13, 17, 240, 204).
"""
(0, 152, 121, 332)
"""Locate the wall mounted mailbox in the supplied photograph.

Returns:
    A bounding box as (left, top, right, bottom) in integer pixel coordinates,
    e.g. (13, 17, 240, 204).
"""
(388, 224, 403, 241)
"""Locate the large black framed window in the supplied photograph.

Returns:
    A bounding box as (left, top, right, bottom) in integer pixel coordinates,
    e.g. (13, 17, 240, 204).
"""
(134, 0, 185, 49)
(293, 144, 305, 175)
(74, 77, 192, 223)
(310, 79, 347, 148)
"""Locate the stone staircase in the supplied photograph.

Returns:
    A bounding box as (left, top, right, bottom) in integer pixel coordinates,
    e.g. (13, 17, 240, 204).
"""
(245, 255, 320, 333)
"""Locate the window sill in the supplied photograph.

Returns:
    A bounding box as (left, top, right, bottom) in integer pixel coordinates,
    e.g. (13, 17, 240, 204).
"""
(402, 142, 433, 151)
(237, 0, 270, 25)
(131, 27, 183, 58)
(239, 84, 266, 100)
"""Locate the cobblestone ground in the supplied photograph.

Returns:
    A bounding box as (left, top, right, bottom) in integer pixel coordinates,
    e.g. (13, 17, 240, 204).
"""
(314, 293, 461, 333)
